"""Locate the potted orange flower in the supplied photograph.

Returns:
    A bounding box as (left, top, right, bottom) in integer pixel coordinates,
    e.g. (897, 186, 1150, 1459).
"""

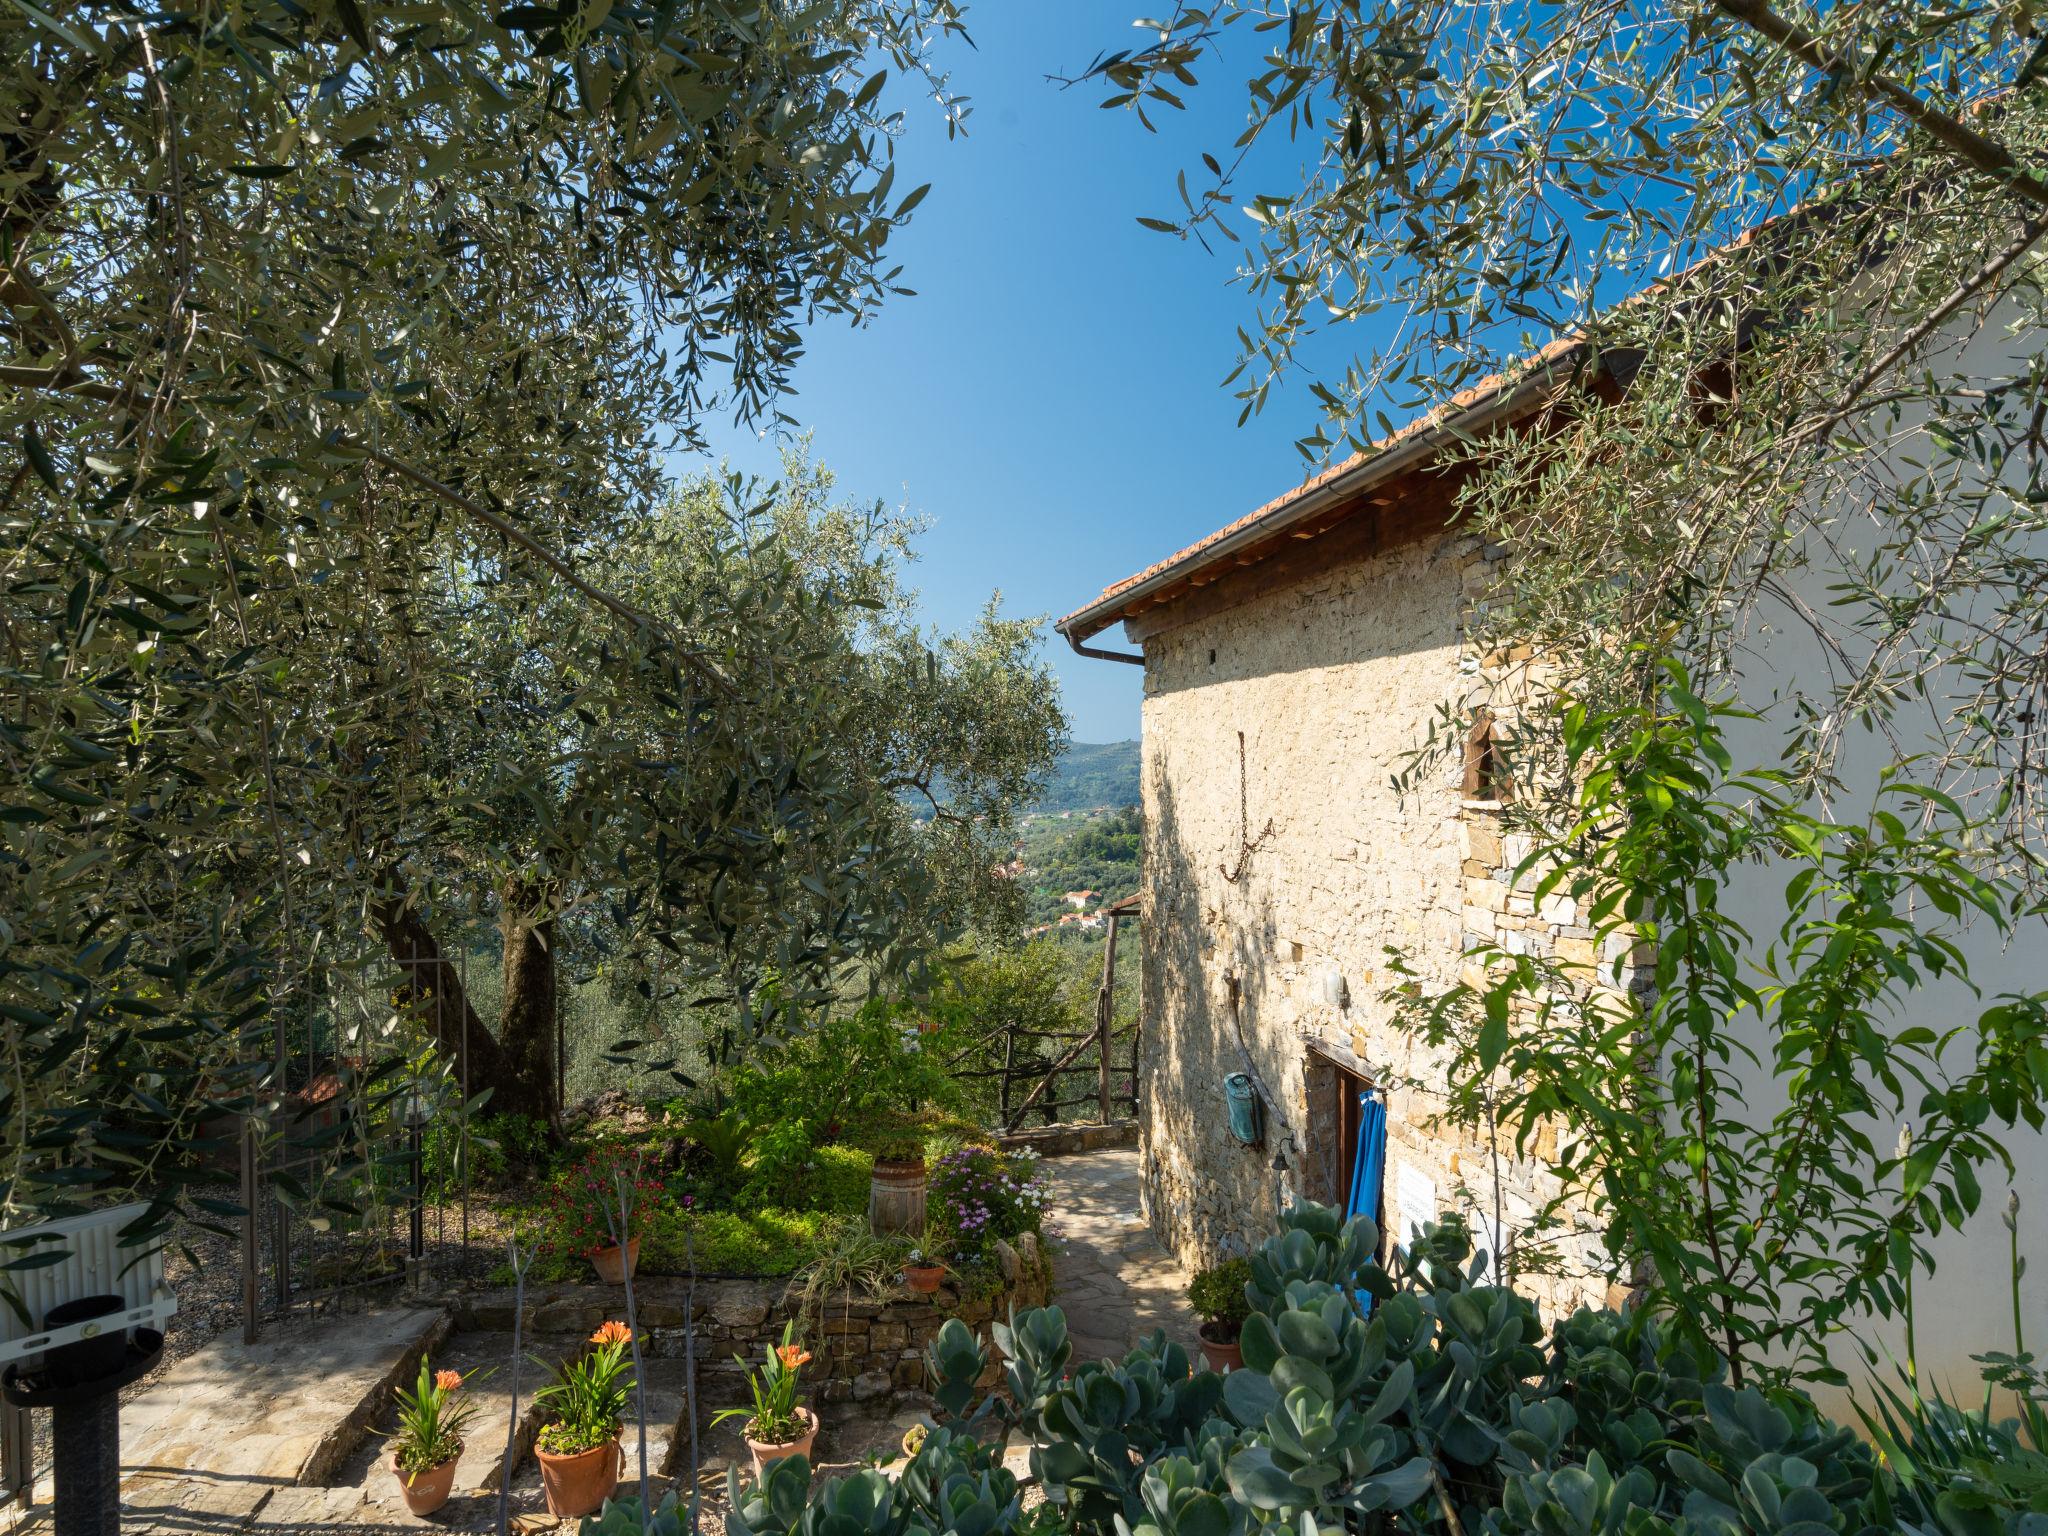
(713, 1321, 816, 1477)
(389, 1357, 483, 1515)
(532, 1321, 635, 1517)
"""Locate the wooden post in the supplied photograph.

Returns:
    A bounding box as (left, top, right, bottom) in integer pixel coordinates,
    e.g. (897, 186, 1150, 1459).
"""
(1096, 913, 1120, 1123)
(1000, 1027, 1014, 1127)
(240, 1116, 260, 1344)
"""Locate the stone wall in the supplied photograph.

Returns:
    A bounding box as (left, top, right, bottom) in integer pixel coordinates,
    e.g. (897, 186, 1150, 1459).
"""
(1128, 526, 1614, 1321)
(454, 1232, 1052, 1406)
(999, 1121, 1138, 1157)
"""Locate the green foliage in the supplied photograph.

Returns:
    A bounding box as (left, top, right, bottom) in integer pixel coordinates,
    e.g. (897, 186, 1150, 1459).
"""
(0, 0, 982, 1234)
(727, 997, 965, 1145)
(728, 1420, 1025, 1536)
(425, 1112, 555, 1196)
(712, 1319, 813, 1444)
(1859, 1364, 2048, 1536)
(1019, 806, 1142, 926)
(932, 938, 1135, 1128)
(1025, 744, 1140, 817)
(1390, 663, 2048, 1385)
(801, 1146, 877, 1218)
(540, 1144, 658, 1260)
(1186, 1259, 1253, 1333)
(736, 1200, 2037, 1536)
(789, 1222, 912, 1341)
(578, 1490, 686, 1536)
(657, 1208, 844, 1279)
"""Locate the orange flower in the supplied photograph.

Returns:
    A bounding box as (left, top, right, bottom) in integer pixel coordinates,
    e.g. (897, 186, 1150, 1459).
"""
(776, 1344, 811, 1371)
(434, 1369, 463, 1392)
(591, 1321, 632, 1347)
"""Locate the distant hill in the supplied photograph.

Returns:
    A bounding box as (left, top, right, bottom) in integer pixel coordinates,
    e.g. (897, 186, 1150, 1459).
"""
(1031, 740, 1139, 814)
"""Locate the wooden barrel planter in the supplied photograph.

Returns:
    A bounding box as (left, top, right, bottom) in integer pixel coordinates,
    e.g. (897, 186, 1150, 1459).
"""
(869, 1157, 927, 1234)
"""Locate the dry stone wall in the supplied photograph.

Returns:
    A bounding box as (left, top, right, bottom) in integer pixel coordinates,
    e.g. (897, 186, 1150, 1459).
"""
(455, 1234, 1051, 1407)
(1131, 528, 1616, 1321)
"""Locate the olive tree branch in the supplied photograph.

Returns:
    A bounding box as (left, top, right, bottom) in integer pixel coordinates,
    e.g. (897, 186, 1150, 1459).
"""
(1710, 0, 2048, 210)
(0, 362, 727, 692)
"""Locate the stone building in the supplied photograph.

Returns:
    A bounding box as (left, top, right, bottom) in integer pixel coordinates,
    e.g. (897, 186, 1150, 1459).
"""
(1055, 358, 1624, 1323)
(1057, 283, 2048, 1384)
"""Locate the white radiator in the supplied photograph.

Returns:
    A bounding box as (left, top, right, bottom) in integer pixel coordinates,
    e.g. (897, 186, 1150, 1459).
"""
(0, 1203, 179, 1368)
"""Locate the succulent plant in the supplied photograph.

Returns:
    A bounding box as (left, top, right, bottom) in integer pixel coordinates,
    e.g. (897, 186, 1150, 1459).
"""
(579, 1490, 686, 1536)
(709, 1198, 2017, 1536)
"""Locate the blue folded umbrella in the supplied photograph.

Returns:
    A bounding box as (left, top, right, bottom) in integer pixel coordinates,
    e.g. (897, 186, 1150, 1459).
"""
(1345, 1089, 1388, 1315)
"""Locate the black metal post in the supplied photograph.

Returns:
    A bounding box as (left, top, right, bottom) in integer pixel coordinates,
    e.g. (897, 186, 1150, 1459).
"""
(48, 1396, 118, 1536)
(4, 1330, 163, 1536)
(240, 1117, 260, 1345)
(409, 1116, 424, 1266)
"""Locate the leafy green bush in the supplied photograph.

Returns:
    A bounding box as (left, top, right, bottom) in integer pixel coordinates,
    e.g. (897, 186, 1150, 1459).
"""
(740, 1119, 815, 1205)
(727, 997, 964, 1143)
(640, 1204, 844, 1277)
(1185, 1257, 1252, 1336)
(805, 1144, 875, 1216)
(423, 1110, 554, 1195)
(717, 1199, 2048, 1536)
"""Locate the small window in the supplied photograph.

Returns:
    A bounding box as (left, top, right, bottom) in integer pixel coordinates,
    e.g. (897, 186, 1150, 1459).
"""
(1462, 707, 1511, 803)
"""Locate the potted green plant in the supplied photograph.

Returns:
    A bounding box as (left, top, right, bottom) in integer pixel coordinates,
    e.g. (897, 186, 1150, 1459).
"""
(533, 1321, 635, 1518)
(903, 1235, 947, 1295)
(712, 1320, 817, 1477)
(1188, 1256, 1252, 1373)
(389, 1356, 484, 1515)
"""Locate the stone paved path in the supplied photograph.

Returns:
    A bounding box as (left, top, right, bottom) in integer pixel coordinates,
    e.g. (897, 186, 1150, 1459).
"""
(1037, 1148, 1198, 1364)
(4, 1305, 451, 1536)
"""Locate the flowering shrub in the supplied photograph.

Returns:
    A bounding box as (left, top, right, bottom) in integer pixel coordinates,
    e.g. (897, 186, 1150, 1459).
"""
(544, 1142, 661, 1259)
(928, 1145, 1049, 1258)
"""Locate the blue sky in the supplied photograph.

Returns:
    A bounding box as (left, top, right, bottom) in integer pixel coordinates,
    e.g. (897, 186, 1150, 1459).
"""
(697, 3, 1395, 743)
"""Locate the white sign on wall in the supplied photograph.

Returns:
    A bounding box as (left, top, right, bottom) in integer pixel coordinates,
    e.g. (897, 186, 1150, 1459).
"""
(1394, 1164, 1436, 1248)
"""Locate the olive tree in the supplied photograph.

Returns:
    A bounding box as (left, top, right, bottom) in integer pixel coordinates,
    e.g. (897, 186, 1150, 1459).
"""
(0, 0, 972, 1230)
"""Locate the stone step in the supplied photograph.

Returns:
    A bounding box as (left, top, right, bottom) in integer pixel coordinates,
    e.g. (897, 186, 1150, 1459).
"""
(432, 1331, 561, 1493)
(115, 1303, 451, 1497)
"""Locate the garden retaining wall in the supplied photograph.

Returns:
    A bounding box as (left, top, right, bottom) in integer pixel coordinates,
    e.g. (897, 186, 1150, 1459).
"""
(998, 1121, 1137, 1157)
(453, 1232, 1052, 1406)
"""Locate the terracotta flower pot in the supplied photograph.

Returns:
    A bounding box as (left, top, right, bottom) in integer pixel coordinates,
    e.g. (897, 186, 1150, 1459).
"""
(904, 1264, 945, 1295)
(536, 1436, 622, 1519)
(745, 1406, 818, 1479)
(590, 1237, 640, 1284)
(1197, 1322, 1243, 1373)
(392, 1448, 461, 1517)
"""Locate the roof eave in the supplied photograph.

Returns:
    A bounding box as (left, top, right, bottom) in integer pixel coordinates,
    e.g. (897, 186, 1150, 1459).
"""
(1055, 360, 1578, 648)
